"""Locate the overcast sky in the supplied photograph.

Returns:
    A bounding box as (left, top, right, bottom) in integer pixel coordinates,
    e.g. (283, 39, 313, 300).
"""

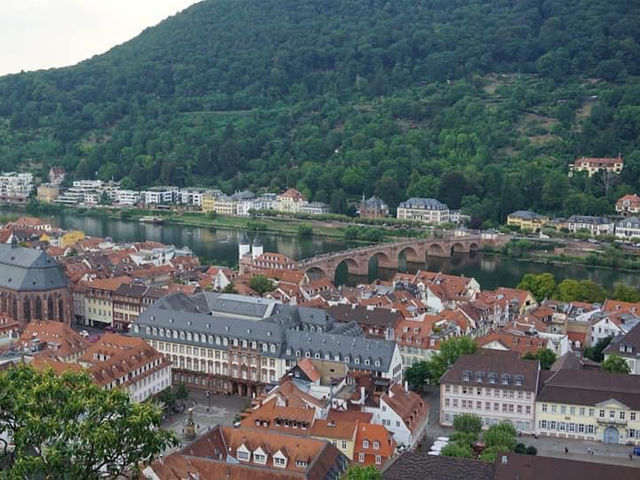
(0, 0, 201, 76)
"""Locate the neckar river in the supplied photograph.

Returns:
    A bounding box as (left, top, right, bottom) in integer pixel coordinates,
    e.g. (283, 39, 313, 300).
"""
(43, 213, 640, 290)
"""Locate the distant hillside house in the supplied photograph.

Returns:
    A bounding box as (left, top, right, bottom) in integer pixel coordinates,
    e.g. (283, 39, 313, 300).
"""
(277, 188, 307, 213)
(507, 210, 548, 231)
(565, 215, 614, 236)
(359, 196, 389, 219)
(615, 216, 640, 240)
(616, 194, 640, 216)
(569, 155, 623, 177)
(396, 198, 449, 224)
(0, 243, 72, 324)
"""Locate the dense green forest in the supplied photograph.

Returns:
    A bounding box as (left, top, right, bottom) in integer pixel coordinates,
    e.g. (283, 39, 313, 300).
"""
(1, 0, 639, 226)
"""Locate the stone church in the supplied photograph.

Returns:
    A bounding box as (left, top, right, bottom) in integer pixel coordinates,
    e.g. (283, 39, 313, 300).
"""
(0, 243, 72, 324)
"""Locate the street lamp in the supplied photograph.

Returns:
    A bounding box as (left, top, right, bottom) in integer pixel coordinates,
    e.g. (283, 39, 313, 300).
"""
(206, 390, 211, 412)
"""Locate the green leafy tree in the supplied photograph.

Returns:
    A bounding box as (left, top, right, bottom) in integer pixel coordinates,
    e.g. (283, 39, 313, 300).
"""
(611, 284, 640, 303)
(249, 275, 276, 295)
(297, 223, 313, 236)
(440, 442, 474, 458)
(221, 283, 238, 294)
(404, 361, 429, 391)
(583, 336, 613, 362)
(0, 365, 177, 479)
(453, 414, 483, 437)
(175, 381, 189, 403)
(425, 336, 477, 385)
(517, 273, 557, 302)
(522, 348, 556, 370)
(601, 354, 631, 374)
(483, 422, 517, 450)
(345, 464, 382, 480)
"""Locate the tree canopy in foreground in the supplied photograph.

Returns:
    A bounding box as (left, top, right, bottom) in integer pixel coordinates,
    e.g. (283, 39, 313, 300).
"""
(0, 365, 177, 479)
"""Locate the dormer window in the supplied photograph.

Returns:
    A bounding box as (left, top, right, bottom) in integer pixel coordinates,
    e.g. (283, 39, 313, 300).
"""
(515, 375, 524, 386)
(373, 441, 380, 450)
(295, 460, 308, 468)
(475, 372, 484, 383)
(462, 370, 471, 382)
(273, 451, 287, 468)
(253, 453, 266, 464)
(488, 372, 497, 384)
(501, 374, 511, 385)
(363, 440, 369, 448)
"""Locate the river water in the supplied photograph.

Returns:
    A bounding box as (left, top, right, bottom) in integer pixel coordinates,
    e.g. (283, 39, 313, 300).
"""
(42, 213, 640, 290)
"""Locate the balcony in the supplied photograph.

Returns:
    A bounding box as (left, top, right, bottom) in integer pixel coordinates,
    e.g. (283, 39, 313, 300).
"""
(596, 417, 627, 427)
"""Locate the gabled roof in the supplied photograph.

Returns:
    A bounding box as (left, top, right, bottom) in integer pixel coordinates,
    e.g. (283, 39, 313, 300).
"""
(383, 452, 493, 480)
(381, 383, 429, 435)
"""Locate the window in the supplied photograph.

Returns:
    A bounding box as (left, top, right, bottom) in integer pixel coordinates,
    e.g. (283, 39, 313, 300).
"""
(462, 370, 471, 382)
(445, 398, 450, 407)
(578, 424, 585, 433)
(274, 456, 286, 467)
(560, 406, 566, 414)
(373, 441, 379, 450)
(620, 411, 626, 420)
(445, 385, 451, 393)
(542, 404, 548, 413)
(550, 421, 557, 430)
(540, 420, 547, 429)
(358, 453, 365, 463)
(363, 440, 369, 448)
(609, 410, 615, 419)
(526, 406, 531, 414)
(632, 413, 637, 421)
(237, 450, 249, 461)
(579, 407, 585, 416)
(587, 425, 595, 434)
(599, 409, 605, 418)
(375, 455, 382, 465)
(453, 399, 458, 407)
(569, 406, 575, 415)
(253, 453, 266, 464)
(568, 423, 575, 432)
(629, 429, 636, 438)
(341, 441, 347, 449)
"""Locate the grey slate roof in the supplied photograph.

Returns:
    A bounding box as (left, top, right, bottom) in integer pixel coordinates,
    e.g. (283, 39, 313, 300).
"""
(566, 215, 613, 225)
(508, 210, 546, 220)
(132, 292, 397, 372)
(190, 292, 275, 319)
(398, 197, 448, 210)
(0, 244, 68, 291)
(617, 216, 640, 228)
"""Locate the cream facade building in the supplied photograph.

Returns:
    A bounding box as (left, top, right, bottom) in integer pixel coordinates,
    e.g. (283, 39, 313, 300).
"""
(536, 369, 640, 445)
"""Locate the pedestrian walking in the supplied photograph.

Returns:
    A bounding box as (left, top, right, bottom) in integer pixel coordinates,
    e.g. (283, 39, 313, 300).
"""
(630, 453, 633, 461)
(564, 447, 569, 454)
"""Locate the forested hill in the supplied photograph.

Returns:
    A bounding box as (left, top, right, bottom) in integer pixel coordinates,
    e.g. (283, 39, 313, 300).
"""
(1, 0, 640, 225)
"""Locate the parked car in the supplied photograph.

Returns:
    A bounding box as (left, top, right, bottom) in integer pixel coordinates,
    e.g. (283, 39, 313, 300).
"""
(80, 330, 89, 338)
(633, 446, 640, 456)
(437, 437, 450, 442)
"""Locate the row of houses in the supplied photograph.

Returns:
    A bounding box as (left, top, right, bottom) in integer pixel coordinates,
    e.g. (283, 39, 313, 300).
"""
(507, 210, 640, 239)
(439, 349, 640, 446)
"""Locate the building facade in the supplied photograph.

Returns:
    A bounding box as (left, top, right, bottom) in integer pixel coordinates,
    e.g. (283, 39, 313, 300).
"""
(507, 211, 549, 231)
(535, 370, 640, 445)
(616, 194, 640, 216)
(569, 156, 624, 177)
(615, 216, 640, 240)
(132, 292, 403, 396)
(396, 198, 449, 224)
(439, 350, 539, 433)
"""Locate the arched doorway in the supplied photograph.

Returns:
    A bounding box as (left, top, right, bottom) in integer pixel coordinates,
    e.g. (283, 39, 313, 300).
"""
(603, 427, 619, 444)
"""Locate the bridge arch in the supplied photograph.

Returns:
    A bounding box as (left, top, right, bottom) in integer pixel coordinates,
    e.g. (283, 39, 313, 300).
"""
(469, 242, 480, 250)
(305, 266, 330, 280)
(427, 243, 447, 257)
(398, 246, 421, 263)
(450, 242, 467, 256)
(334, 258, 361, 285)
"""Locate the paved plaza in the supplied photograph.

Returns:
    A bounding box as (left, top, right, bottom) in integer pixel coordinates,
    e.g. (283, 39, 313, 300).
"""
(161, 390, 248, 452)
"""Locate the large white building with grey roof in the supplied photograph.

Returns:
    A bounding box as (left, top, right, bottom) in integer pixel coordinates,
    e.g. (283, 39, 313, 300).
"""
(397, 198, 449, 224)
(0, 243, 72, 324)
(131, 292, 402, 397)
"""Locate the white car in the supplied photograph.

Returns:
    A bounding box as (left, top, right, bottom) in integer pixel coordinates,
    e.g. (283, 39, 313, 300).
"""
(430, 445, 445, 452)
(432, 441, 448, 447)
(427, 451, 440, 456)
(436, 437, 450, 442)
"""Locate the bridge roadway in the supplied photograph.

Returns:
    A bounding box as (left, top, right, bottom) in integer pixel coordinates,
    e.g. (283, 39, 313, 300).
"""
(296, 235, 509, 281)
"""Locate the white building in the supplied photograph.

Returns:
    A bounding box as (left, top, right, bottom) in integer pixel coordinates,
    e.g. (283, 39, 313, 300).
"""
(179, 188, 204, 206)
(439, 350, 539, 434)
(116, 189, 141, 206)
(301, 202, 330, 215)
(615, 216, 640, 240)
(0, 172, 34, 200)
(565, 215, 614, 236)
(590, 314, 640, 346)
(143, 186, 179, 205)
(396, 198, 449, 224)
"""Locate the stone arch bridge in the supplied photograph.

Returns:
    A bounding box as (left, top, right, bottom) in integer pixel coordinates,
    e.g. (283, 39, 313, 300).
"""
(297, 236, 509, 281)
